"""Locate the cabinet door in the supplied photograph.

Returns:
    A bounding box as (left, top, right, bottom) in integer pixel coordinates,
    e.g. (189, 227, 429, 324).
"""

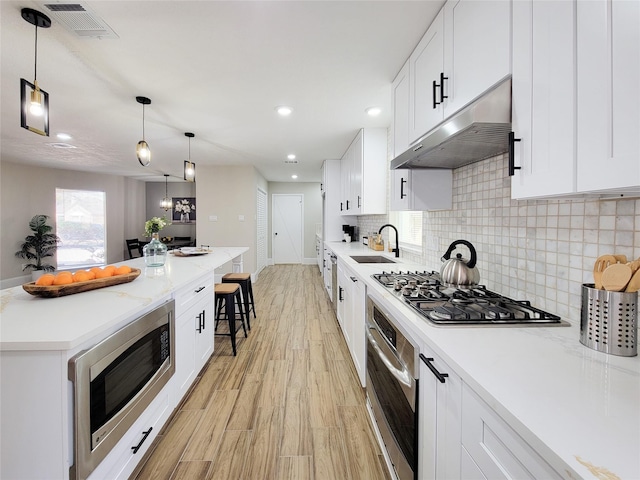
(340, 142, 352, 215)
(577, 0, 640, 193)
(194, 291, 214, 372)
(419, 349, 462, 480)
(443, 0, 511, 117)
(336, 262, 348, 334)
(348, 270, 366, 387)
(409, 8, 445, 143)
(511, 0, 576, 199)
(350, 130, 364, 215)
(390, 169, 411, 211)
(175, 306, 196, 401)
(392, 60, 411, 158)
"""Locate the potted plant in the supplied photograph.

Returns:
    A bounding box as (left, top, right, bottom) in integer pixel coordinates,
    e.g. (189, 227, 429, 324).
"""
(15, 214, 61, 280)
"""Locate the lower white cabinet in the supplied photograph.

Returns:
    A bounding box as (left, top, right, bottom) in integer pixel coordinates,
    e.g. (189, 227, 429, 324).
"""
(174, 274, 214, 403)
(461, 384, 562, 479)
(389, 169, 452, 211)
(418, 345, 461, 480)
(336, 260, 366, 386)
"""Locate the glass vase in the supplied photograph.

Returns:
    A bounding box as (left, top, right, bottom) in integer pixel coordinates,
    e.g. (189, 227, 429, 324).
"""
(143, 233, 167, 267)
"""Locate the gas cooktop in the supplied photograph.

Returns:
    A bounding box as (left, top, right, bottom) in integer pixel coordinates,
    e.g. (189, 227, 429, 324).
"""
(372, 271, 564, 326)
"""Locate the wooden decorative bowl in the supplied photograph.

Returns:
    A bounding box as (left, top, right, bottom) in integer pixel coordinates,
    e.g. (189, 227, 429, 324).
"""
(22, 268, 141, 298)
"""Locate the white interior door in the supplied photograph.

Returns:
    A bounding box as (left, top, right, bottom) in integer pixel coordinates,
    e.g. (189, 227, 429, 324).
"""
(272, 194, 303, 264)
(256, 188, 267, 273)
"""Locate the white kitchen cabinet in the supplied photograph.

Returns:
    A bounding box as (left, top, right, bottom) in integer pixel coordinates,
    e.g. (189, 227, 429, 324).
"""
(442, 0, 511, 118)
(400, 0, 511, 148)
(511, 0, 576, 199)
(418, 345, 462, 480)
(408, 8, 445, 143)
(392, 59, 410, 158)
(322, 159, 350, 243)
(389, 169, 452, 211)
(173, 274, 214, 403)
(461, 384, 562, 479)
(336, 260, 366, 386)
(340, 128, 387, 216)
(576, 0, 640, 194)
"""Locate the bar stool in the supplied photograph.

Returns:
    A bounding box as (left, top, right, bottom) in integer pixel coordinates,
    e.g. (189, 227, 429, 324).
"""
(214, 283, 247, 356)
(222, 273, 256, 329)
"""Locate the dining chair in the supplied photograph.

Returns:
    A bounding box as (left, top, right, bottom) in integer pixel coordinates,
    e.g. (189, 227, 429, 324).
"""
(125, 239, 143, 259)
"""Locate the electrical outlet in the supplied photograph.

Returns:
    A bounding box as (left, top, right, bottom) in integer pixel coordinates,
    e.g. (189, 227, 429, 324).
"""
(238, 215, 245, 221)
(209, 215, 217, 221)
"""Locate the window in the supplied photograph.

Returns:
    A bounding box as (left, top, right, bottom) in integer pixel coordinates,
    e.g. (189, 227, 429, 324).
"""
(389, 210, 423, 251)
(56, 189, 106, 269)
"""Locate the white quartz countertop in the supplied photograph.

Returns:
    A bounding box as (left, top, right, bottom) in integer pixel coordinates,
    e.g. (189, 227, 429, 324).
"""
(326, 241, 640, 480)
(0, 247, 248, 352)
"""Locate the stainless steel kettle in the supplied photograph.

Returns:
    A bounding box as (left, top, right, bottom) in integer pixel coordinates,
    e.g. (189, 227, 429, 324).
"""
(440, 240, 480, 286)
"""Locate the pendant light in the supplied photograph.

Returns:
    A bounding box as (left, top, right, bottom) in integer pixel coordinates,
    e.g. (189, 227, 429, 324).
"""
(183, 132, 196, 182)
(20, 8, 51, 137)
(136, 96, 151, 166)
(160, 174, 172, 211)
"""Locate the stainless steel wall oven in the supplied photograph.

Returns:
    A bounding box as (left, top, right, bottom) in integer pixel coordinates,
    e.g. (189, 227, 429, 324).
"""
(68, 300, 175, 480)
(366, 295, 419, 480)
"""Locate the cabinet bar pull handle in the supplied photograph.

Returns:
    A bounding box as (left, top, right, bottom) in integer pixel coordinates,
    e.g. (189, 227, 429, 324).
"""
(340, 202, 343, 211)
(419, 354, 448, 383)
(400, 177, 407, 199)
(201, 310, 205, 330)
(440, 72, 448, 103)
(350, 276, 358, 282)
(131, 427, 153, 454)
(346, 200, 350, 210)
(508, 132, 522, 176)
(357, 195, 361, 208)
(432, 79, 439, 109)
(194, 286, 205, 293)
(196, 312, 204, 333)
(339, 286, 344, 302)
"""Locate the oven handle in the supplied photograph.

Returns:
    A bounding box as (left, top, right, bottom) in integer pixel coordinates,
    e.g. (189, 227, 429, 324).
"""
(366, 325, 412, 387)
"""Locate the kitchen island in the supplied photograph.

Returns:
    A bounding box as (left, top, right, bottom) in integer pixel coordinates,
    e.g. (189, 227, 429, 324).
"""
(326, 241, 640, 480)
(0, 247, 247, 480)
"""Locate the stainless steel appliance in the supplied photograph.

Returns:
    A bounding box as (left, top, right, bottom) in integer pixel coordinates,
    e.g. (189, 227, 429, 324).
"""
(366, 295, 419, 480)
(68, 300, 175, 480)
(372, 271, 564, 325)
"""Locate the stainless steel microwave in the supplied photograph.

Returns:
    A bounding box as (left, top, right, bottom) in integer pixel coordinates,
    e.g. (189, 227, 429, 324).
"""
(68, 300, 175, 480)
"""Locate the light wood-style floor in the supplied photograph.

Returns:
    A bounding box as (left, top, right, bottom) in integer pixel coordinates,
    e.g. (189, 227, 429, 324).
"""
(132, 264, 391, 480)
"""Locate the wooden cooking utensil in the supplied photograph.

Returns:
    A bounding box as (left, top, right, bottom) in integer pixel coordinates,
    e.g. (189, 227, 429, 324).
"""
(601, 263, 632, 292)
(614, 254, 627, 264)
(625, 268, 640, 293)
(593, 255, 617, 289)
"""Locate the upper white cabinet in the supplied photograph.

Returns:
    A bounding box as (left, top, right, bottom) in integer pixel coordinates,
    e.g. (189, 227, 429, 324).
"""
(512, 0, 640, 199)
(322, 159, 346, 243)
(576, 0, 640, 194)
(398, 0, 511, 149)
(408, 8, 445, 143)
(340, 128, 387, 216)
(389, 169, 452, 211)
(511, 0, 576, 198)
(442, 0, 511, 117)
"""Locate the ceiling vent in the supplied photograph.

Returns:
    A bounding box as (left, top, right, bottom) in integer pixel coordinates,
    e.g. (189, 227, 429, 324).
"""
(284, 159, 298, 164)
(42, 3, 118, 39)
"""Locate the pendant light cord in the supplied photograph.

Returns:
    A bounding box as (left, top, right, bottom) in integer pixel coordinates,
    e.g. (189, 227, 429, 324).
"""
(142, 103, 145, 139)
(33, 24, 38, 82)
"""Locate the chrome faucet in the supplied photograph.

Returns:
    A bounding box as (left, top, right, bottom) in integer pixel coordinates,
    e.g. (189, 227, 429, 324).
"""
(378, 224, 400, 257)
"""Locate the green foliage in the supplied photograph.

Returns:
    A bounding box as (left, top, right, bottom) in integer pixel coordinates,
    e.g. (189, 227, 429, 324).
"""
(15, 215, 61, 272)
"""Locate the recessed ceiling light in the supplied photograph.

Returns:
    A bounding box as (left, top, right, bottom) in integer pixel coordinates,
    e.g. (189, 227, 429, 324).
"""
(291, 174, 298, 179)
(56, 133, 71, 140)
(366, 107, 382, 116)
(287, 154, 296, 160)
(276, 105, 292, 116)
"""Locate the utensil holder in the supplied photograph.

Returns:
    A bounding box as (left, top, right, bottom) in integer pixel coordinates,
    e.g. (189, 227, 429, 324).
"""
(580, 284, 637, 357)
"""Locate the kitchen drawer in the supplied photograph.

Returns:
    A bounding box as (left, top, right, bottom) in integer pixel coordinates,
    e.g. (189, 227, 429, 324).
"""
(461, 384, 562, 480)
(174, 274, 213, 318)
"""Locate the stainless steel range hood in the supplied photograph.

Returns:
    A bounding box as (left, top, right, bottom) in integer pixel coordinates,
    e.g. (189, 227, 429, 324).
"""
(391, 77, 512, 170)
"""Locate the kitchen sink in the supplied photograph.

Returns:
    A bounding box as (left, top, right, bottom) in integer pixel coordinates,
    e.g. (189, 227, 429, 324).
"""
(350, 255, 397, 264)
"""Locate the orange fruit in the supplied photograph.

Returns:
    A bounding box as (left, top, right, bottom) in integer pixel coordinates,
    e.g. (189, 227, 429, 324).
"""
(35, 273, 55, 286)
(103, 265, 116, 276)
(115, 265, 132, 275)
(86, 270, 96, 280)
(53, 272, 73, 285)
(95, 269, 113, 279)
(90, 267, 102, 277)
(73, 271, 90, 283)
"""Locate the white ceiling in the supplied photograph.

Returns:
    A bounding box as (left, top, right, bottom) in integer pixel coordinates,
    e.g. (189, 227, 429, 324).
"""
(1, 0, 444, 183)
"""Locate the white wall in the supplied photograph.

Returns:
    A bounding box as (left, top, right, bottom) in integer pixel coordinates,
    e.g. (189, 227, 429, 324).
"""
(0, 161, 146, 283)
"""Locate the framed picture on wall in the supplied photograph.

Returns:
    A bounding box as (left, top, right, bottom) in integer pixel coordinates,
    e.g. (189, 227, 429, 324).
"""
(173, 197, 196, 223)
